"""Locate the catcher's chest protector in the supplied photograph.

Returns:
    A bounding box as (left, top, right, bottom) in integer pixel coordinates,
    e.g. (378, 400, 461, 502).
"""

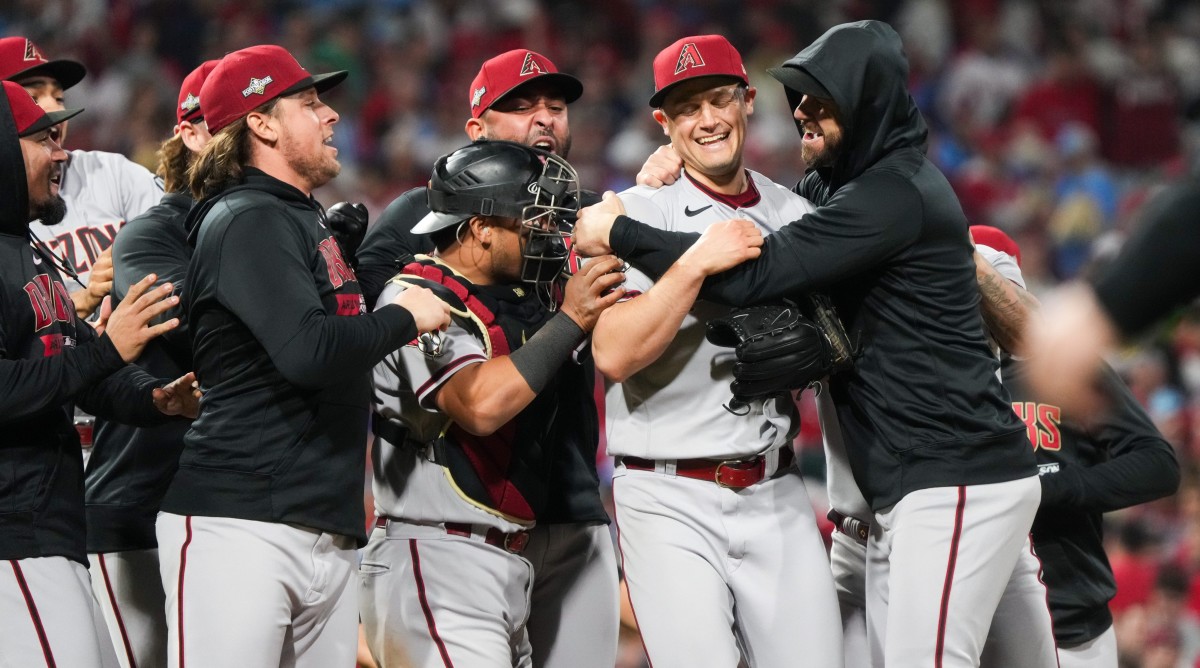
(398, 257, 561, 522)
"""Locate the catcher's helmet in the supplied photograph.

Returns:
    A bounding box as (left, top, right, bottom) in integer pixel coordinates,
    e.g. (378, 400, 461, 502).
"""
(414, 139, 580, 284)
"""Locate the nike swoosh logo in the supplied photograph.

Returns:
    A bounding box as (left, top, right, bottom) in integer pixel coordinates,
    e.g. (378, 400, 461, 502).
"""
(684, 205, 713, 217)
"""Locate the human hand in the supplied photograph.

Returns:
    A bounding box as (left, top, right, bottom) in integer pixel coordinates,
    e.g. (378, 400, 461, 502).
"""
(572, 192, 625, 257)
(636, 144, 683, 188)
(561, 255, 626, 332)
(153, 371, 201, 419)
(88, 247, 114, 301)
(392, 285, 452, 334)
(677, 219, 764, 276)
(104, 274, 180, 362)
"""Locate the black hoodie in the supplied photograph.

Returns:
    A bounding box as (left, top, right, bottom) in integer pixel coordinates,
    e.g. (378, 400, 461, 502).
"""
(162, 168, 418, 543)
(608, 21, 1035, 510)
(0, 90, 171, 564)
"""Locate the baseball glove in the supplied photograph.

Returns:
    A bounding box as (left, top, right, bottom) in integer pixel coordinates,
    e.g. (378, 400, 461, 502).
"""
(706, 294, 856, 409)
(325, 201, 368, 266)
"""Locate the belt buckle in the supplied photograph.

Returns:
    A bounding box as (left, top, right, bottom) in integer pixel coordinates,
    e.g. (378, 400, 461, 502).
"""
(714, 459, 755, 490)
(504, 531, 529, 554)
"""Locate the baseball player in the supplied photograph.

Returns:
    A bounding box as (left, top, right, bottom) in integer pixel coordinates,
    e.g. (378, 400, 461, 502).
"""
(360, 139, 624, 667)
(0, 80, 199, 668)
(153, 45, 450, 668)
(963, 227, 1181, 668)
(355, 49, 621, 668)
(85, 59, 218, 668)
(0, 36, 162, 317)
(590, 35, 841, 667)
(574, 21, 1047, 667)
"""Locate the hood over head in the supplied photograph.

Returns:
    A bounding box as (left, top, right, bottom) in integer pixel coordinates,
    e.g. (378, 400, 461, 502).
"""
(767, 20, 927, 192)
(0, 82, 29, 237)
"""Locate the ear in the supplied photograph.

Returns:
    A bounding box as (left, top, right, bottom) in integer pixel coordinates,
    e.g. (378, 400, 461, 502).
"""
(744, 86, 757, 116)
(177, 121, 207, 153)
(652, 109, 670, 136)
(465, 117, 486, 141)
(246, 110, 278, 143)
(468, 216, 491, 245)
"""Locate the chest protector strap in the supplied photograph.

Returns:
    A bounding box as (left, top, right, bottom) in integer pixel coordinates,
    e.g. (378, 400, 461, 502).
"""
(386, 256, 511, 358)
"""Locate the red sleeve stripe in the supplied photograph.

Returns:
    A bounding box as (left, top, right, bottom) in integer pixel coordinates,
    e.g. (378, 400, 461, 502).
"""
(416, 354, 487, 407)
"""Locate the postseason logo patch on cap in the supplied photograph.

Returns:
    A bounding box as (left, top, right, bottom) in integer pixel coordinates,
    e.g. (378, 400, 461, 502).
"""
(242, 75, 274, 98)
(180, 93, 200, 115)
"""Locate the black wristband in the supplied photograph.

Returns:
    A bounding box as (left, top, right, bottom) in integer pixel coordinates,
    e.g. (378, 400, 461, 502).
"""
(509, 312, 586, 392)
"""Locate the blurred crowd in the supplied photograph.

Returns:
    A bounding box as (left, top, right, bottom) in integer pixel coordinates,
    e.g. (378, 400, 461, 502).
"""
(6, 0, 1200, 666)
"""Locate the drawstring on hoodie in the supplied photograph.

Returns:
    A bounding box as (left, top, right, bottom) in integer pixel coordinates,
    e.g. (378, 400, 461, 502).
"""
(27, 226, 84, 289)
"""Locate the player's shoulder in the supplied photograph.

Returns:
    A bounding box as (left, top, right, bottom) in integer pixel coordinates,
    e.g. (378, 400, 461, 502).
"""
(68, 149, 154, 178)
(748, 169, 815, 210)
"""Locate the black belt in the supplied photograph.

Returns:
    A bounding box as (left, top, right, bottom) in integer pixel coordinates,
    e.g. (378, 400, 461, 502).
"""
(828, 509, 870, 543)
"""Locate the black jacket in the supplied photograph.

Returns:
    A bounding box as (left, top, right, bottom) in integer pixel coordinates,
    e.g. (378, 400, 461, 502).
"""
(87, 192, 194, 553)
(1003, 358, 1179, 646)
(163, 169, 418, 544)
(357, 185, 608, 524)
(0, 92, 169, 564)
(609, 20, 1035, 509)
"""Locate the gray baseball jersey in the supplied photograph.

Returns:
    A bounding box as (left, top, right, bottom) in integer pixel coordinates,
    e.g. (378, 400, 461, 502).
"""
(31, 150, 161, 287)
(371, 281, 531, 533)
(607, 169, 815, 460)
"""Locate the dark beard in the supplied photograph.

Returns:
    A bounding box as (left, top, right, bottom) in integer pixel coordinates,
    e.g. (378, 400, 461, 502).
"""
(31, 195, 67, 226)
(802, 132, 842, 170)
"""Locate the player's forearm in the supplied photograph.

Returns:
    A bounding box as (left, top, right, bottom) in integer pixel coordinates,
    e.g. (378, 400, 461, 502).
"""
(592, 263, 705, 382)
(71, 287, 103, 319)
(436, 358, 538, 436)
(1040, 446, 1179, 512)
(437, 313, 584, 435)
(975, 251, 1039, 353)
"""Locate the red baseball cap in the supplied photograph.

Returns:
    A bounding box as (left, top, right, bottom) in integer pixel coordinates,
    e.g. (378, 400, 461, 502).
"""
(200, 45, 347, 135)
(177, 59, 220, 125)
(970, 225, 1022, 268)
(468, 49, 582, 119)
(650, 35, 749, 108)
(0, 37, 86, 90)
(2, 80, 83, 137)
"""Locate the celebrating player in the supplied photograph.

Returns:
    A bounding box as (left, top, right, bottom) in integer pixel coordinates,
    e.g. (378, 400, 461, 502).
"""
(0, 80, 199, 668)
(84, 59, 218, 668)
(355, 48, 621, 668)
(0, 36, 162, 318)
(360, 139, 624, 666)
(589, 35, 842, 667)
(153, 45, 450, 667)
(575, 21, 1048, 667)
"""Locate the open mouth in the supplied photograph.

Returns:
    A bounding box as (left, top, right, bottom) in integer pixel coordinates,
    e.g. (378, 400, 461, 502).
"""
(696, 132, 729, 146)
(531, 137, 556, 153)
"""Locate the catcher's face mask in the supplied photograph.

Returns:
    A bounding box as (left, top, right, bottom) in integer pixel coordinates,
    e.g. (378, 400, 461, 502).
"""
(517, 151, 578, 285)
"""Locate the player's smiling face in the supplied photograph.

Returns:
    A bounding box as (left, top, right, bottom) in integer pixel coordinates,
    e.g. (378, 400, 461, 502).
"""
(274, 88, 341, 193)
(794, 94, 842, 170)
(20, 126, 69, 225)
(656, 77, 754, 191)
(468, 81, 572, 158)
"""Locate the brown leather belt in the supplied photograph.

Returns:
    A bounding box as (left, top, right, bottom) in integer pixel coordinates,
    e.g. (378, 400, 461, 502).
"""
(374, 517, 530, 555)
(828, 508, 871, 543)
(621, 447, 795, 490)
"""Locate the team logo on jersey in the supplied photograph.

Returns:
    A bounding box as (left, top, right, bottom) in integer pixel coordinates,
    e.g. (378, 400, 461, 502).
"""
(180, 93, 201, 114)
(674, 42, 706, 75)
(1012, 401, 1062, 451)
(519, 52, 544, 77)
(242, 75, 274, 98)
(23, 40, 45, 63)
(471, 86, 487, 108)
(317, 237, 357, 290)
(24, 274, 73, 332)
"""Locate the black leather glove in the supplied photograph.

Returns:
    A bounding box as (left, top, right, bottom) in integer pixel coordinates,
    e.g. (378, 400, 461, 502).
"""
(326, 202, 368, 266)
